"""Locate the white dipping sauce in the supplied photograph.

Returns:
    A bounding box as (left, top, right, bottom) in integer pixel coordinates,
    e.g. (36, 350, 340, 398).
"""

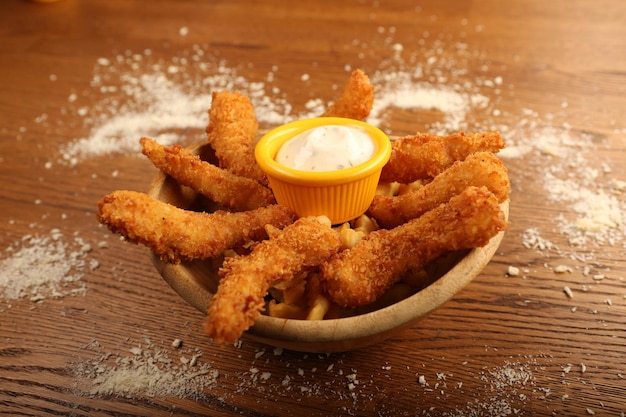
(275, 125, 375, 172)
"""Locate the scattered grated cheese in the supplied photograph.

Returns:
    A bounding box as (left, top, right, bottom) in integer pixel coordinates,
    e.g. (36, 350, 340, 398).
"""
(73, 338, 219, 399)
(507, 266, 520, 276)
(563, 286, 574, 299)
(554, 265, 572, 274)
(0, 231, 93, 303)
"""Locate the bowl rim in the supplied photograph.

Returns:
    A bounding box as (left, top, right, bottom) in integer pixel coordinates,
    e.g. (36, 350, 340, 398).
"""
(254, 117, 392, 186)
(148, 140, 509, 352)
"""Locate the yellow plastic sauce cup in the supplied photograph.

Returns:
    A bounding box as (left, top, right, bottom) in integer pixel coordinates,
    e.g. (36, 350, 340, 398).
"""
(255, 117, 391, 224)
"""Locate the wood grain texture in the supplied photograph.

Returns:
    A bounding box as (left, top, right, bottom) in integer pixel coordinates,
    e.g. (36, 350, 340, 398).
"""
(1, 0, 625, 416)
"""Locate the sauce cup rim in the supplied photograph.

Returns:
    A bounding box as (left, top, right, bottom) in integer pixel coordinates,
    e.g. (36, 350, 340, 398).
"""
(255, 117, 391, 186)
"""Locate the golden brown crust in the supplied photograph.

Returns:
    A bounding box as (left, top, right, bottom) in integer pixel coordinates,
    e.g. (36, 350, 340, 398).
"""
(140, 137, 275, 211)
(204, 217, 342, 344)
(322, 69, 374, 121)
(206, 91, 267, 184)
(368, 152, 510, 228)
(380, 131, 506, 183)
(96, 190, 295, 263)
(321, 186, 507, 308)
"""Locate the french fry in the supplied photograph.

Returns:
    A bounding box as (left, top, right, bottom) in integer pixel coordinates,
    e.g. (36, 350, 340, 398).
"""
(268, 300, 309, 320)
(306, 295, 331, 321)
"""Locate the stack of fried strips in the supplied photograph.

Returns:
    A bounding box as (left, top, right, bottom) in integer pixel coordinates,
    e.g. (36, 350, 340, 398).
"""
(97, 69, 510, 344)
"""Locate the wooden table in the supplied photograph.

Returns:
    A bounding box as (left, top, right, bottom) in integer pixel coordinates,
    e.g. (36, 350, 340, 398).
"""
(1, 0, 625, 415)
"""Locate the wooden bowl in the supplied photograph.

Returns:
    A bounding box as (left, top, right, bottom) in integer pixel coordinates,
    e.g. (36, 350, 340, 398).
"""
(148, 142, 508, 353)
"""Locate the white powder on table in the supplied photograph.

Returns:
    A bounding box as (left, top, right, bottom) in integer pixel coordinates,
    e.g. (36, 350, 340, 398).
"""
(61, 73, 212, 164)
(56, 50, 326, 166)
(53, 38, 498, 166)
(72, 338, 219, 399)
(502, 124, 625, 257)
(437, 360, 539, 417)
(0, 230, 94, 304)
(368, 71, 489, 133)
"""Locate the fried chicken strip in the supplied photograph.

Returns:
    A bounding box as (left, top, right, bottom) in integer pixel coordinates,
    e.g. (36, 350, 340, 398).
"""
(321, 186, 507, 308)
(206, 91, 267, 184)
(140, 137, 275, 212)
(97, 190, 295, 263)
(204, 217, 342, 344)
(368, 152, 510, 228)
(322, 69, 374, 120)
(380, 131, 506, 183)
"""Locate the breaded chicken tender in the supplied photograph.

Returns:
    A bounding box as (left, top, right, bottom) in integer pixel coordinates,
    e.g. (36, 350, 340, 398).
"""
(322, 69, 374, 121)
(368, 152, 510, 228)
(97, 190, 295, 263)
(321, 186, 507, 308)
(380, 131, 506, 183)
(140, 137, 275, 211)
(204, 217, 342, 344)
(206, 91, 267, 184)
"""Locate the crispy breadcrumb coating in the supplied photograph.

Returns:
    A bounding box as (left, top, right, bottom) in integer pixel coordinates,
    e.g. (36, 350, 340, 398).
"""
(97, 190, 295, 263)
(204, 217, 342, 344)
(380, 131, 506, 183)
(321, 186, 507, 308)
(140, 137, 275, 211)
(206, 91, 267, 184)
(322, 69, 374, 121)
(368, 152, 510, 228)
